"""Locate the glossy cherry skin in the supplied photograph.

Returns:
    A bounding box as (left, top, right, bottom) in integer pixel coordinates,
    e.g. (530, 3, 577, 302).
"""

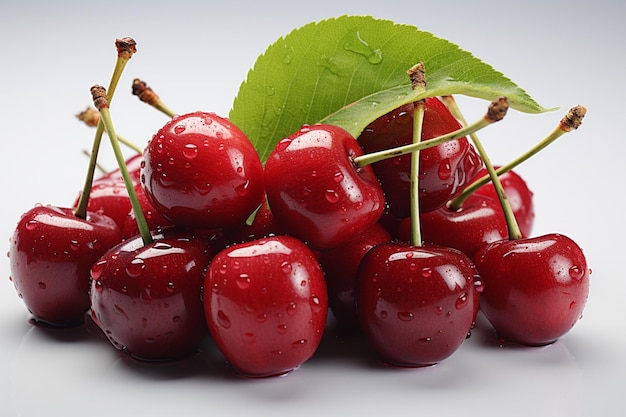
(89, 228, 217, 361)
(473, 168, 535, 237)
(9, 205, 122, 326)
(141, 111, 265, 230)
(358, 97, 483, 217)
(398, 194, 508, 259)
(355, 242, 479, 367)
(318, 222, 391, 331)
(264, 124, 385, 250)
(473, 233, 590, 346)
(205, 235, 328, 377)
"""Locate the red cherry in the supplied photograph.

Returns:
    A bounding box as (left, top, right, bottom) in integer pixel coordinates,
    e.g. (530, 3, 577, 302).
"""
(358, 97, 484, 217)
(398, 193, 508, 259)
(141, 111, 265, 230)
(473, 233, 590, 346)
(9, 205, 122, 326)
(355, 242, 479, 367)
(264, 124, 385, 250)
(89, 228, 217, 361)
(205, 235, 328, 377)
(318, 223, 391, 331)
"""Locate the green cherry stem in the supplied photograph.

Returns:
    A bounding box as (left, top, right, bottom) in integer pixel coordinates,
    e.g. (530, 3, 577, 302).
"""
(456, 96, 522, 240)
(82, 149, 108, 174)
(132, 78, 177, 118)
(443, 96, 587, 211)
(75, 38, 137, 220)
(408, 63, 426, 247)
(352, 96, 509, 169)
(91, 85, 153, 245)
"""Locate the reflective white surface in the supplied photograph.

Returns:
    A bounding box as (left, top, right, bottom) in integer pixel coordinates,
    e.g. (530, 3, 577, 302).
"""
(1, 1, 624, 416)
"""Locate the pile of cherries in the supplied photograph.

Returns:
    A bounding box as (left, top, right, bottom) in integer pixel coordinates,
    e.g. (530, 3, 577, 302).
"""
(7, 38, 590, 378)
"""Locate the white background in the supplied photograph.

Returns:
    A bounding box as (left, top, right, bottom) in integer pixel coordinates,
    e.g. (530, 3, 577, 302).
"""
(1, 1, 624, 416)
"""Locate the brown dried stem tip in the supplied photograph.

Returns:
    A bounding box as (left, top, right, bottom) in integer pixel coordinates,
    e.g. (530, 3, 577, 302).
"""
(560, 105, 587, 132)
(407, 62, 426, 91)
(76, 107, 100, 127)
(115, 37, 137, 60)
(486, 96, 509, 123)
(132, 78, 160, 105)
(91, 85, 109, 110)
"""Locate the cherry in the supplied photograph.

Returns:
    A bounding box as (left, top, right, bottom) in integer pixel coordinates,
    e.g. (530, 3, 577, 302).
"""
(355, 242, 479, 366)
(473, 234, 590, 346)
(141, 111, 265, 231)
(205, 235, 328, 377)
(317, 222, 391, 331)
(9, 205, 122, 326)
(89, 228, 216, 360)
(264, 124, 385, 250)
(358, 97, 483, 217)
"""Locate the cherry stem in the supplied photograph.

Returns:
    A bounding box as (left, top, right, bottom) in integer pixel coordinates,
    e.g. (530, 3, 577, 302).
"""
(408, 63, 426, 247)
(449, 96, 522, 240)
(443, 96, 587, 211)
(74, 38, 137, 220)
(82, 149, 107, 174)
(132, 78, 177, 118)
(76, 107, 144, 154)
(91, 85, 153, 245)
(352, 96, 509, 168)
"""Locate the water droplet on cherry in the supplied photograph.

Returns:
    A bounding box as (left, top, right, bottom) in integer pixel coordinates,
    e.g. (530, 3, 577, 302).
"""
(292, 339, 307, 348)
(174, 124, 186, 134)
(438, 158, 452, 180)
(235, 180, 251, 196)
(455, 292, 469, 310)
(281, 262, 292, 274)
(91, 260, 107, 280)
(236, 273, 251, 289)
(569, 265, 584, 280)
(125, 258, 145, 278)
(183, 143, 198, 159)
(324, 189, 340, 203)
(287, 301, 297, 316)
(277, 324, 288, 335)
(217, 310, 231, 329)
(397, 311, 414, 321)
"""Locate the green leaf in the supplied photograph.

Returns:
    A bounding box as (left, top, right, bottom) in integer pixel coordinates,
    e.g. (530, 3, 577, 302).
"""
(230, 15, 551, 162)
